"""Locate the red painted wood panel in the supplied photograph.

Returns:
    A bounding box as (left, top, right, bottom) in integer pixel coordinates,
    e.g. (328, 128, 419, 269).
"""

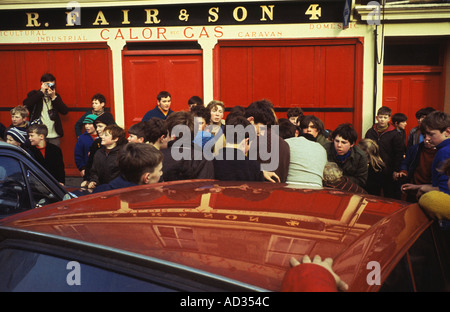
(252, 47, 283, 104)
(383, 66, 443, 140)
(218, 47, 250, 106)
(323, 45, 355, 108)
(122, 52, 203, 129)
(286, 46, 316, 108)
(0, 51, 21, 108)
(216, 39, 363, 134)
(0, 44, 113, 176)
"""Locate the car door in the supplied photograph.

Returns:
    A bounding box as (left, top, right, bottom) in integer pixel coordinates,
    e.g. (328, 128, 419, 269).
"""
(0, 155, 30, 217)
(0, 148, 68, 218)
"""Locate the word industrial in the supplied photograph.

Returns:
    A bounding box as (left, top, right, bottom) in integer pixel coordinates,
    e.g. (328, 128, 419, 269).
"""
(0, 1, 344, 31)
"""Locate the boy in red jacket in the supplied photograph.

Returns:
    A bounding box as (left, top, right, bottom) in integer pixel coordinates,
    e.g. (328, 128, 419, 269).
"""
(27, 123, 65, 184)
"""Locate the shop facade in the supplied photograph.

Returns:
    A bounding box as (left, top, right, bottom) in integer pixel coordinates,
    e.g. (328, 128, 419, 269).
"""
(0, 0, 448, 175)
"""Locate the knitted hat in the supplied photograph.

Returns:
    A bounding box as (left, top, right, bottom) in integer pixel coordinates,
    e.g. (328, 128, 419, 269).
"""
(83, 114, 98, 124)
(94, 112, 116, 126)
(6, 127, 27, 144)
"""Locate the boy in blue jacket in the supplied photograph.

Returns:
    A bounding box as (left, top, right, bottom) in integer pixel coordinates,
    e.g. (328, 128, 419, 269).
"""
(402, 111, 450, 197)
(74, 114, 98, 178)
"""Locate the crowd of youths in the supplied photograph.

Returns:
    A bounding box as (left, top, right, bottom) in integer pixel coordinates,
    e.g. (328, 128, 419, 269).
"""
(1, 72, 449, 291)
(0, 75, 449, 209)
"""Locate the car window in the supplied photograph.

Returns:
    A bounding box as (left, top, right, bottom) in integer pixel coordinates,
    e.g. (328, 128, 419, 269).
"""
(0, 156, 30, 218)
(0, 247, 174, 292)
(408, 225, 450, 291)
(25, 166, 61, 208)
(380, 225, 450, 292)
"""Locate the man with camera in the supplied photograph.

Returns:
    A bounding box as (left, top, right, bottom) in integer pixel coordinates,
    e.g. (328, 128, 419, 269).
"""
(23, 73, 69, 146)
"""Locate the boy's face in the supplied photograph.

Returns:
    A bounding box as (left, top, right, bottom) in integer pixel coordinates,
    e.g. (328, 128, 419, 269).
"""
(333, 135, 354, 156)
(11, 113, 25, 127)
(423, 137, 435, 149)
(302, 122, 319, 138)
(6, 135, 21, 147)
(92, 99, 105, 112)
(144, 162, 163, 184)
(101, 130, 118, 147)
(128, 133, 144, 143)
(158, 96, 171, 113)
(417, 115, 426, 126)
(376, 114, 390, 127)
(95, 122, 107, 136)
(289, 116, 298, 125)
(210, 106, 224, 124)
(158, 132, 170, 149)
(28, 132, 45, 146)
(397, 121, 407, 130)
(85, 123, 96, 134)
(424, 127, 450, 147)
(194, 117, 206, 131)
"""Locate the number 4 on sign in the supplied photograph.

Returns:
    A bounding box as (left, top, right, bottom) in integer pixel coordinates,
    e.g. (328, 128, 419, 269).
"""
(306, 4, 321, 20)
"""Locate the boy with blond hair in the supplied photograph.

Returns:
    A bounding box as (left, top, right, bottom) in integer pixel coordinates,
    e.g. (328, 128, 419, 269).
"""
(10, 106, 29, 128)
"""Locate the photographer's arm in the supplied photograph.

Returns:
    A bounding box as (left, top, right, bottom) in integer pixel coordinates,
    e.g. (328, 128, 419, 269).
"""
(51, 92, 69, 115)
(23, 89, 44, 110)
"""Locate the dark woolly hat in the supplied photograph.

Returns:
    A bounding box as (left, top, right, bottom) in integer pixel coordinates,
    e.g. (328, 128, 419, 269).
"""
(94, 112, 116, 126)
(6, 127, 28, 144)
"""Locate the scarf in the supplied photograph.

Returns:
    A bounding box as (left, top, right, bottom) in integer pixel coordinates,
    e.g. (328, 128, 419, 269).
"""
(376, 123, 389, 133)
(93, 109, 105, 116)
(334, 148, 351, 164)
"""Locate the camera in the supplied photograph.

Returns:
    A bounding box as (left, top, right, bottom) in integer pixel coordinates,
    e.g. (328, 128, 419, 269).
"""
(47, 82, 55, 90)
(48, 108, 58, 121)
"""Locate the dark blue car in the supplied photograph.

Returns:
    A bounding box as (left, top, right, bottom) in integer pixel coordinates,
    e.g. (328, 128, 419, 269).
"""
(0, 141, 72, 218)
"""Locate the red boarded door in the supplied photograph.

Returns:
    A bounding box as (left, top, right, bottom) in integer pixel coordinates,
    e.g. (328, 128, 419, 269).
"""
(215, 39, 364, 133)
(383, 65, 444, 139)
(0, 43, 113, 176)
(122, 47, 203, 130)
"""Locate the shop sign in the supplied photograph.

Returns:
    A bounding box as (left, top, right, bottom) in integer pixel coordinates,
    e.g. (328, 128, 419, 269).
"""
(0, 1, 346, 31)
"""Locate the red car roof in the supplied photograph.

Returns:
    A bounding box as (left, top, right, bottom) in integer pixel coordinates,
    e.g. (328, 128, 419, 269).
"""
(0, 180, 431, 291)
